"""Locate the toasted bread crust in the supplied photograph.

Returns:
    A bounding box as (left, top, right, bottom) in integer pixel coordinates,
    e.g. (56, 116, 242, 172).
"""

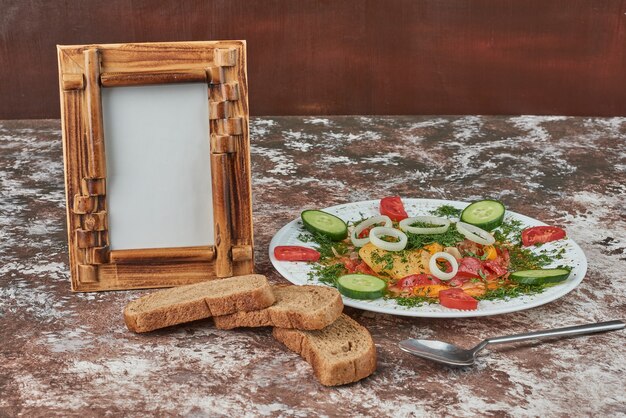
(124, 275, 275, 333)
(213, 285, 343, 330)
(273, 314, 377, 386)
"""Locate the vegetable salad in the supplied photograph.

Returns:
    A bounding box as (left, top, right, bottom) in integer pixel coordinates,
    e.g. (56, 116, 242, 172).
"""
(275, 197, 571, 311)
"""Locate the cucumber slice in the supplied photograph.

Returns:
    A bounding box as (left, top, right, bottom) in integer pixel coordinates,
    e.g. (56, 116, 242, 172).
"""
(509, 268, 571, 285)
(301, 210, 348, 241)
(337, 274, 386, 300)
(460, 200, 506, 231)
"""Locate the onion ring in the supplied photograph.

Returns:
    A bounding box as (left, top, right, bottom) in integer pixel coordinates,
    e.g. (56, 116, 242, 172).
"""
(399, 216, 450, 235)
(428, 252, 459, 281)
(456, 221, 496, 245)
(368, 226, 408, 252)
(350, 215, 392, 247)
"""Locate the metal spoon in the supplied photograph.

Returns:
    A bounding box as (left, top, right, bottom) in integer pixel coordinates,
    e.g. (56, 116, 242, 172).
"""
(399, 320, 624, 366)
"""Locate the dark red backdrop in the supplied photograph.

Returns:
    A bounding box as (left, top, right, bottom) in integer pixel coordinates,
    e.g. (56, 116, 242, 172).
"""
(1, 0, 625, 118)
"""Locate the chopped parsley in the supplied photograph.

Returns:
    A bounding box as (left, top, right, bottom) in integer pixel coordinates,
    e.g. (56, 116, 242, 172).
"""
(393, 295, 436, 308)
(348, 213, 370, 228)
(493, 218, 523, 244)
(409, 221, 442, 228)
(307, 262, 345, 286)
(405, 224, 465, 249)
(430, 205, 462, 218)
(476, 282, 548, 301)
(506, 244, 554, 271)
(371, 251, 395, 271)
(465, 250, 490, 261)
(553, 247, 567, 260)
(298, 229, 348, 261)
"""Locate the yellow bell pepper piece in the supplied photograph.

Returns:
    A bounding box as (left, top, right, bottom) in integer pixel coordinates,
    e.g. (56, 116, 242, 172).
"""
(483, 245, 497, 260)
(413, 284, 449, 298)
(423, 243, 443, 255)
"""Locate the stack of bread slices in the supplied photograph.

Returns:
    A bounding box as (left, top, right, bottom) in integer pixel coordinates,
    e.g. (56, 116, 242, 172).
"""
(124, 274, 376, 386)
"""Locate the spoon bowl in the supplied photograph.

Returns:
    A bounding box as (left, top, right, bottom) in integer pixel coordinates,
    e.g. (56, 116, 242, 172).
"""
(399, 320, 624, 366)
(399, 339, 485, 366)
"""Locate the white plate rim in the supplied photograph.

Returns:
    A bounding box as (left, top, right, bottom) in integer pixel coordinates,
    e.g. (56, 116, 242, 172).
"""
(269, 198, 587, 318)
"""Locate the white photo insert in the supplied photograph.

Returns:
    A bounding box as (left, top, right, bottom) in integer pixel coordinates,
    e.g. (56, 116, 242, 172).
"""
(102, 83, 214, 250)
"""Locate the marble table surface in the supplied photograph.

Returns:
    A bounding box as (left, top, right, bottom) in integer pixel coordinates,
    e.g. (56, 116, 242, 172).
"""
(1, 116, 625, 417)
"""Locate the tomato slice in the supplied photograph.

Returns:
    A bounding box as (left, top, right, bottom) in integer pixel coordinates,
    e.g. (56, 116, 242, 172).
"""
(438, 288, 478, 310)
(495, 247, 510, 266)
(483, 260, 508, 276)
(341, 257, 359, 273)
(358, 226, 372, 239)
(341, 258, 374, 275)
(380, 196, 408, 222)
(455, 257, 484, 278)
(274, 246, 320, 262)
(449, 276, 471, 287)
(354, 261, 376, 275)
(521, 226, 566, 247)
(396, 274, 441, 290)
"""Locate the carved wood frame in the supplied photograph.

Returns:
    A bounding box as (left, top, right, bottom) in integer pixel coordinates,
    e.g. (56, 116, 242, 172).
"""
(57, 41, 254, 291)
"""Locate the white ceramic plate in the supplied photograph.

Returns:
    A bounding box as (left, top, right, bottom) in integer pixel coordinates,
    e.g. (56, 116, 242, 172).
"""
(269, 198, 587, 318)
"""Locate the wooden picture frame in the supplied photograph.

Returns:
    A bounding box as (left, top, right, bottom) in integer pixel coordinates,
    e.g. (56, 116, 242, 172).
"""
(57, 41, 254, 292)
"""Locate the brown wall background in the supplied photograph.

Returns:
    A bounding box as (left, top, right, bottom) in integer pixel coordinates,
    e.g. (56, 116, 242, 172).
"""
(1, 0, 626, 119)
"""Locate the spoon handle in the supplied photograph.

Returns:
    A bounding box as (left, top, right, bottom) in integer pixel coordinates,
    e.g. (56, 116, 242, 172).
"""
(485, 320, 625, 345)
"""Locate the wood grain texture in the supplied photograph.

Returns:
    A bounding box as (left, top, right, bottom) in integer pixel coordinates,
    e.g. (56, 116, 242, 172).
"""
(57, 85, 84, 290)
(83, 48, 106, 179)
(100, 69, 208, 87)
(4, 0, 626, 118)
(231, 245, 253, 262)
(85, 246, 109, 265)
(81, 212, 107, 231)
(109, 246, 216, 264)
(210, 152, 234, 278)
(61, 73, 84, 91)
(58, 41, 254, 291)
(92, 263, 219, 291)
(211, 134, 239, 153)
(80, 177, 106, 195)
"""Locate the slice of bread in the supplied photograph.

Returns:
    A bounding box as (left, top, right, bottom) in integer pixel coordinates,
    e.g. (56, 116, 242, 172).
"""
(213, 285, 343, 330)
(124, 274, 275, 333)
(273, 314, 377, 386)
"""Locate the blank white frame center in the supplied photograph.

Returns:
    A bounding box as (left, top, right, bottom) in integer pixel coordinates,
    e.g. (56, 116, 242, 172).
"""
(102, 83, 214, 250)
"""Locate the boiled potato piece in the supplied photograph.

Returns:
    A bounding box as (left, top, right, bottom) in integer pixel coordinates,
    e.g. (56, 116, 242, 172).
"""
(359, 242, 430, 280)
